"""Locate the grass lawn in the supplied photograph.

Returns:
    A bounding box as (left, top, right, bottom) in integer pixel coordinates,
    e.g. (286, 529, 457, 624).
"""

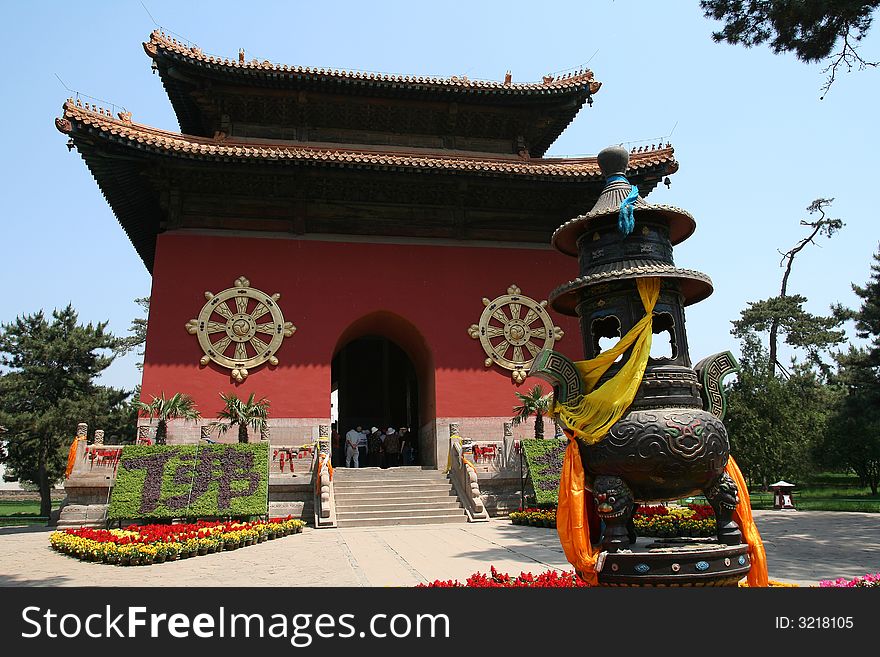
(0, 499, 61, 525)
(680, 472, 880, 512)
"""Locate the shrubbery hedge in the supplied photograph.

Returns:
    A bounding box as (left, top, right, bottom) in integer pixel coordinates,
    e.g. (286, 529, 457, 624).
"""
(521, 439, 566, 506)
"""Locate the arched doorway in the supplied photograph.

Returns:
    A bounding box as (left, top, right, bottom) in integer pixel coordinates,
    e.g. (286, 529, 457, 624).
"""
(331, 312, 435, 468)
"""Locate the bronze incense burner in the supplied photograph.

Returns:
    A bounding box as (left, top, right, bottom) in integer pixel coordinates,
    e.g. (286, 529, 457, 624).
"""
(531, 146, 747, 585)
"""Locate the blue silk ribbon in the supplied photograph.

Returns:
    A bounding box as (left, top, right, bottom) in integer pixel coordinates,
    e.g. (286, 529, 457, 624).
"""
(606, 175, 639, 237)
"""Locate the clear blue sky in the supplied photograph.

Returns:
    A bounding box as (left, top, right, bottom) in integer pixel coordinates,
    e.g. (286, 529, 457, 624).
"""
(1, 0, 877, 391)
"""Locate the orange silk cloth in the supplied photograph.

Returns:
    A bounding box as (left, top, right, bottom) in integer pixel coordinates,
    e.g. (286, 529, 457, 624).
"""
(557, 435, 601, 585)
(64, 436, 85, 479)
(726, 455, 769, 587)
(558, 442, 770, 587)
(316, 454, 330, 493)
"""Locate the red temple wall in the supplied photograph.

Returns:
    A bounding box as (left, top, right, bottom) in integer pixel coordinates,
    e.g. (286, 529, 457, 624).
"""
(140, 231, 584, 422)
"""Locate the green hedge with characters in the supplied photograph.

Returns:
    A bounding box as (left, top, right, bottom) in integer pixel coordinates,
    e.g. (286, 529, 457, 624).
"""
(521, 439, 567, 507)
(108, 443, 269, 521)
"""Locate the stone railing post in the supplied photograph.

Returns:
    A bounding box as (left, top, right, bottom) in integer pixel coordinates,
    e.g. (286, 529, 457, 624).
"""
(503, 421, 514, 468)
(313, 425, 336, 527)
(93, 429, 104, 446)
(448, 423, 488, 521)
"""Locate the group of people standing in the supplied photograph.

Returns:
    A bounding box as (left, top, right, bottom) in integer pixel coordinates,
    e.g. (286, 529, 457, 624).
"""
(336, 425, 414, 468)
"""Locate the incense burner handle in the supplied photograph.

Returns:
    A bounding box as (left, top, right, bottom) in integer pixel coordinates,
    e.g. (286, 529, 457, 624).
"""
(528, 349, 585, 406)
(693, 351, 740, 420)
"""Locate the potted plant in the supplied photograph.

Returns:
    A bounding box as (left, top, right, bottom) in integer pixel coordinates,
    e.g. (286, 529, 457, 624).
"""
(211, 392, 270, 443)
(511, 385, 553, 439)
(137, 392, 201, 445)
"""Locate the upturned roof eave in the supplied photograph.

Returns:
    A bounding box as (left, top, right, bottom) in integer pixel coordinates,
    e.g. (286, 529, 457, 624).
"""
(143, 31, 601, 146)
(143, 31, 602, 97)
(56, 101, 678, 274)
(56, 100, 677, 181)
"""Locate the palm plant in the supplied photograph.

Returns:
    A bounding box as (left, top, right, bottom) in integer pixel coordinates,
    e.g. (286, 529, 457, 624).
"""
(137, 392, 201, 445)
(511, 385, 553, 439)
(212, 392, 270, 443)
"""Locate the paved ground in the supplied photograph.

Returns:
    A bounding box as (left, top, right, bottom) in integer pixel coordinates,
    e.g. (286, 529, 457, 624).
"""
(0, 510, 877, 587)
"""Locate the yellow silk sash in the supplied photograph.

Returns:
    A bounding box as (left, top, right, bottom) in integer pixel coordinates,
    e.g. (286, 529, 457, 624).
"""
(555, 278, 659, 583)
(553, 275, 769, 586)
(554, 278, 660, 444)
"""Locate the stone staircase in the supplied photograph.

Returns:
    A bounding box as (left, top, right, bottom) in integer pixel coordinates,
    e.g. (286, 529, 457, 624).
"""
(56, 504, 108, 529)
(333, 467, 468, 528)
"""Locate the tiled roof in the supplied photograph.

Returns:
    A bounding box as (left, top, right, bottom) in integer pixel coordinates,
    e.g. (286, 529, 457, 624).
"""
(56, 100, 677, 179)
(144, 30, 603, 96)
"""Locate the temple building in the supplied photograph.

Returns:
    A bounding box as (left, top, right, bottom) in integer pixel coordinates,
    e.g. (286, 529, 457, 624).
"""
(57, 31, 679, 522)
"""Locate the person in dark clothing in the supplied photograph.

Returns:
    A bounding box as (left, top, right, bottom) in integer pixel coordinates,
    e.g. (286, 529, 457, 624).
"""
(383, 427, 401, 468)
(367, 427, 383, 468)
(400, 427, 413, 465)
(331, 423, 342, 467)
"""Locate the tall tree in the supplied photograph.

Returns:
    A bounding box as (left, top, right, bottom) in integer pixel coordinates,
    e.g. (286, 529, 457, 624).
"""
(118, 296, 149, 370)
(725, 334, 834, 488)
(732, 198, 846, 378)
(726, 201, 846, 488)
(511, 385, 553, 439)
(701, 0, 879, 96)
(821, 244, 880, 493)
(212, 393, 270, 443)
(0, 306, 131, 516)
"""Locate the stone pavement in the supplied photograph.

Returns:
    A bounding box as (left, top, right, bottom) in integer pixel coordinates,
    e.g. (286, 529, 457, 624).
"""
(0, 510, 877, 587)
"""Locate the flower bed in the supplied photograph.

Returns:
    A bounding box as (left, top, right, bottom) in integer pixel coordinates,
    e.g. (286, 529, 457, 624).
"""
(50, 517, 304, 566)
(420, 566, 588, 587)
(509, 507, 556, 528)
(819, 573, 880, 588)
(509, 504, 718, 537)
(633, 504, 717, 538)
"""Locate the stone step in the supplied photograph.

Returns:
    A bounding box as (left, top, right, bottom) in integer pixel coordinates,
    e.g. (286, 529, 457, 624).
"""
(337, 514, 467, 528)
(335, 485, 455, 501)
(336, 500, 463, 513)
(333, 471, 449, 485)
(334, 493, 456, 504)
(334, 477, 449, 487)
(333, 468, 447, 480)
(57, 504, 108, 528)
(336, 507, 462, 519)
(334, 482, 453, 492)
(56, 520, 106, 529)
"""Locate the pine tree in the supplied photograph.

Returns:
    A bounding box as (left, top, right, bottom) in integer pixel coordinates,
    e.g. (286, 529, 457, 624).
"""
(726, 202, 845, 487)
(823, 244, 880, 494)
(701, 0, 879, 96)
(0, 306, 133, 517)
(118, 296, 150, 371)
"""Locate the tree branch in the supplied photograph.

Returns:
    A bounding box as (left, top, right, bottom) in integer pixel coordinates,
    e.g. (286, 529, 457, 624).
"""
(820, 29, 879, 99)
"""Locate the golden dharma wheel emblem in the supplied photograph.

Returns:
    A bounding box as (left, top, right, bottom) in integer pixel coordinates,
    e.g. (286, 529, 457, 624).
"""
(185, 276, 295, 383)
(468, 284, 563, 384)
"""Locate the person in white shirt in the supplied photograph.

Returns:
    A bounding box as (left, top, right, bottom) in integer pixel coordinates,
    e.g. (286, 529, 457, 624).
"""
(345, 426, 362, 468)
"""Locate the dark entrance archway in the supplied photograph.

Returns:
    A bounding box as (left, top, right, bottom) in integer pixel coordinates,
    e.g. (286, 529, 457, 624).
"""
(332, 336, 421, 466)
